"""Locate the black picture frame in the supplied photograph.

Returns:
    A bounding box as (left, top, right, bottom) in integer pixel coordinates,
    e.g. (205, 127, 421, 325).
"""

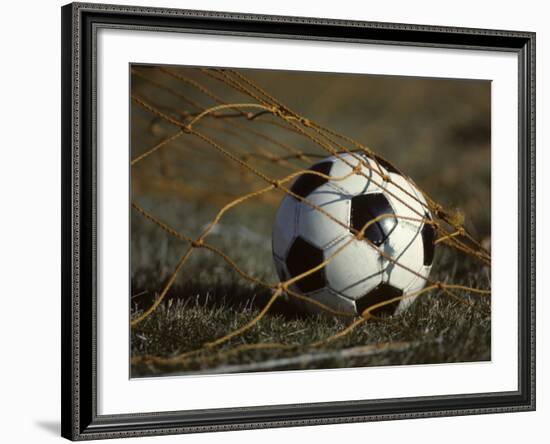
(61, 2, 536, 440)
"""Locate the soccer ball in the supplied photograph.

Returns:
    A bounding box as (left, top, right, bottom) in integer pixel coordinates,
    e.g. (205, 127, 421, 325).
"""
(271, 152, 435, 317)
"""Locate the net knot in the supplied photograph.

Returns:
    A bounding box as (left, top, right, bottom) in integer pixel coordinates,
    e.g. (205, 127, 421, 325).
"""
(271, 106, 284, 117)
(300, 117, 312, 127)
(272, 105, 294, 120)
(190, 239, 203, 248)
(276, 282, 287, 292)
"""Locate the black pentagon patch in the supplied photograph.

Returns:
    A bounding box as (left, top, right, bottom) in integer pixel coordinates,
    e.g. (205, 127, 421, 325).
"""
(421, 214, 435, 266)
(350, 193, 397, 246)
(356, 283, 402, 316)
(290, 161, 332, 198)
(286, 237, 325, 293)
(373, 154, 400, 175)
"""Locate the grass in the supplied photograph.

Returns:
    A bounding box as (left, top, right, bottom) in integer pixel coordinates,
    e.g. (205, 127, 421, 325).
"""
(131, 272, 490, 377)
(129, 66, 491, 377)
(130, 202, 491, 377)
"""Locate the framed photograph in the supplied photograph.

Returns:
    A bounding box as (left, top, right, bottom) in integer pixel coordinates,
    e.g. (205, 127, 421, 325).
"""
(61, 2, 535, 440)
